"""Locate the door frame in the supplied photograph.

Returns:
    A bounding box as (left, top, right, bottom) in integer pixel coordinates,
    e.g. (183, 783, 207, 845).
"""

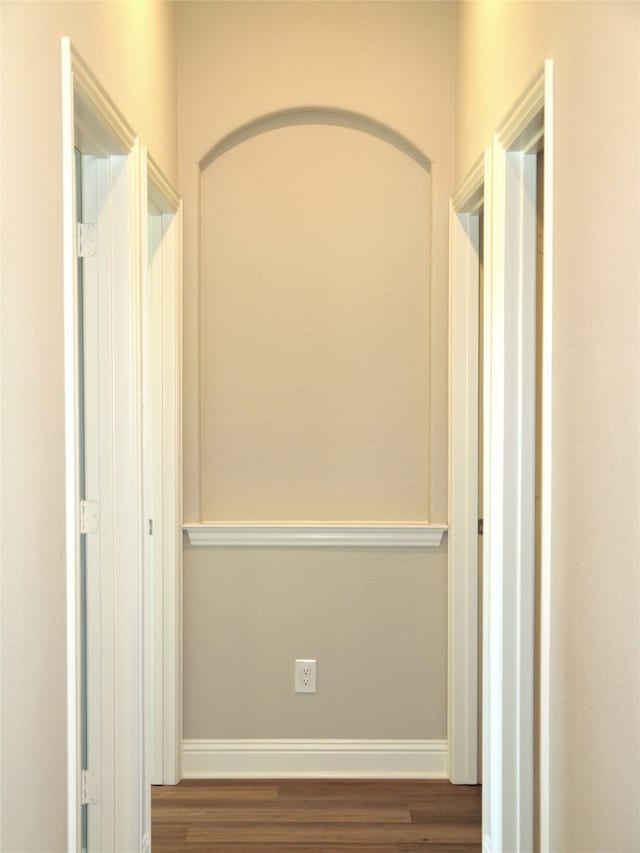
(448, 152, 485, 785)
(142, 152, 183, 789)
(63, 41, 183, 851)
(63, 39, 145, 852)
(448, 60, 554, 852)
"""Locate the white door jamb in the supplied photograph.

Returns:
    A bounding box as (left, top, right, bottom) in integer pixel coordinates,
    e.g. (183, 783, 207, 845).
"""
(485, 61, 554, 853)
(143, 152, 183, 789)
(448, 154, 485, 784)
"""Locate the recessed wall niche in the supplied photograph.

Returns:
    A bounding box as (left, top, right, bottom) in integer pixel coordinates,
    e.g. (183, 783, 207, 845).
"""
(198, 114, 432, 522)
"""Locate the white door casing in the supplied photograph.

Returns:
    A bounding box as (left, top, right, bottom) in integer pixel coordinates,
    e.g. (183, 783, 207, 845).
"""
(449, 60, 554, 853)
(142, 153, 183, 792)
(448, 154, 484, 785)
(64, 40, 183, 851)
(63, 40, 184, 853)
(63, 39, 141, 850)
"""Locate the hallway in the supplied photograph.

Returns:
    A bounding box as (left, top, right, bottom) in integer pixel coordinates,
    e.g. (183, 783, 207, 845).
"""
(1, 3, 639, 851)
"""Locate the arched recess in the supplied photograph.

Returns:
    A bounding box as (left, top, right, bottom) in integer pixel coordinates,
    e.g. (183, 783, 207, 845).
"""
(187, 106, 447, 547)
(182, 108, 450, 780)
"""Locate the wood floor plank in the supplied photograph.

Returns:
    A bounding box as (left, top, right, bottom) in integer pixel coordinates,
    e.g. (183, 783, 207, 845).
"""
(155, 846, 398, 853)
(410, 802, 482, 821)
(186, 822, 480, 844)
(274, 779, 457, 798)
(399, 846, 482, 852)
(149, 821, 188, 843)
(153, 783, 278, 801)
(154, 803, 410, 824)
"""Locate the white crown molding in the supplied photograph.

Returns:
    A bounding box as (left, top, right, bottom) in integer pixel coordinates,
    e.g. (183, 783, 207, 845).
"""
(452, 154, 484, 214)
(184, 522, 448, 548)
(70, 43, 136, 155)
(147, 154, 181, 211)
(182, 739, 448, 779)
(496, 63, 545, 153)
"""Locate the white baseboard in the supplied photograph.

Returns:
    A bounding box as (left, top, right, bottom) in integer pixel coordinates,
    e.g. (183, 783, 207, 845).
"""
(182, 738, 448, 779)
(141, 833, 150, 853)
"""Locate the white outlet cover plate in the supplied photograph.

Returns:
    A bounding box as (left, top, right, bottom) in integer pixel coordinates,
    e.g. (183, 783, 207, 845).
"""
(295, 659, 317, 693)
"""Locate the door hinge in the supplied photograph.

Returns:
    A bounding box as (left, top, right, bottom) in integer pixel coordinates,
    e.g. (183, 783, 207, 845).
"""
(148, 518, 153, 536)
(478, 518, 484, 536)
(80, 500, 99, 534)
(77, 222, 96, 258)
(81, 769, 100, 805)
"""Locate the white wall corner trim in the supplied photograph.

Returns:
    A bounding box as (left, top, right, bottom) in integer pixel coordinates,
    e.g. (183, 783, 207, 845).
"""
(182, 739, 448, 779)
(184, 523, 447, 549)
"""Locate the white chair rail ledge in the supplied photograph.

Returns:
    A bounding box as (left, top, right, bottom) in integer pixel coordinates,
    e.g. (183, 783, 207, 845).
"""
(184, 522, 448, 548)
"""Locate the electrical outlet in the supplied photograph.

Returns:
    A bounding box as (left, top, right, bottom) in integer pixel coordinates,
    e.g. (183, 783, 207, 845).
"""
(295, 659, 317, 693)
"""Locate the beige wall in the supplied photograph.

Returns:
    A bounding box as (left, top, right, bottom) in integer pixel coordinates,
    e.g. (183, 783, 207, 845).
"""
(178, 1, 455, 740)
(0, 3, 178, 849)
(456, 2, 640, 850)
(185, 548, 447, 738)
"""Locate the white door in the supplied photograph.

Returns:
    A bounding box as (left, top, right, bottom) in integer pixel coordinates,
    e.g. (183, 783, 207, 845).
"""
(77, 151, 130, 851)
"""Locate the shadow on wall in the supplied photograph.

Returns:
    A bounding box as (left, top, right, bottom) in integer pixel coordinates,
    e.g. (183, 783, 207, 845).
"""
(200, 106, 431, 172)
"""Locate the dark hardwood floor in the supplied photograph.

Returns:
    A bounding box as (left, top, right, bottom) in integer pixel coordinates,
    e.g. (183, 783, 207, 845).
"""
(152, 779, 482, 851)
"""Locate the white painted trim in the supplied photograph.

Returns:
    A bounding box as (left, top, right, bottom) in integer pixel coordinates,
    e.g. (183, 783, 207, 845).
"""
(182, 739, 448, 779)
(0, 6, 2, 850)
(489, 138, 537, 853)
(496, 64, 545, 153)
(452, 154, 484, 214)
(163, 197, 184, 786)
(448, 187, 482, 784)
(71, 47, 136, 155)
(143, 153, 183, 789)
(481, 146, 495, 848)
(63, 39, 146, 853)
(483, 61, 553, 853)
(184, 522, 447, 548)
(538, 59, 555, 853)
(111, 137, 144, 853)
(0, 0, 3, 839)
(449, 60, 554, 851)
(148, 154, 181, 211)
(141, 150, 154, 841)
(61, 37, 81, 853)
